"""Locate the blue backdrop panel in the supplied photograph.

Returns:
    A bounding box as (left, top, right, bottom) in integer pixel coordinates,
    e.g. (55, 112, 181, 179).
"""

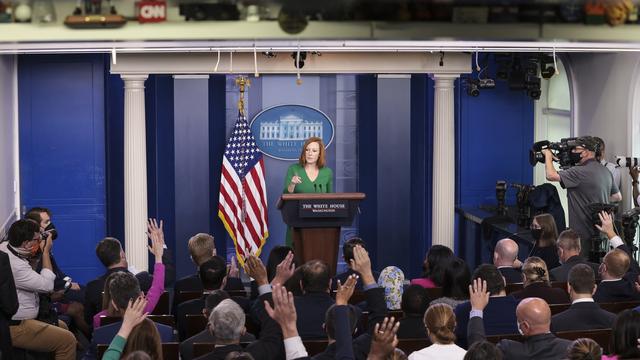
(19, 54, 106, 284)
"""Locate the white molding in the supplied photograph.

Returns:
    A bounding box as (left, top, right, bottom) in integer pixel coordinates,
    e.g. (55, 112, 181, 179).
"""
(0, 208, 16, 240)
(12, 55, 19, 217)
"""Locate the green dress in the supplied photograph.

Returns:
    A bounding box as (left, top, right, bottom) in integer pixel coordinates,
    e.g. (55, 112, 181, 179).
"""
(283, 163, 334, 246)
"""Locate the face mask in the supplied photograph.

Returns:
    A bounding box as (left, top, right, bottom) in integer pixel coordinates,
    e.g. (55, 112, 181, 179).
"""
(517, 321, 524, 335)
(531, 229, 543, 241)
(569, 151, 583, 165)
(29, 242, 41, 257)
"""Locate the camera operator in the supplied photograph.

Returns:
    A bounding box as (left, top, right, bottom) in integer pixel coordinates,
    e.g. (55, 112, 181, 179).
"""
(542, 136, 622, 257)
(631, 166, 639, 207)
(594, 137, 622, 200)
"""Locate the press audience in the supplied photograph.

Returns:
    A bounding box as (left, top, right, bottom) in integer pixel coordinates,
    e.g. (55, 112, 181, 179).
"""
(593, 249, 640, 303)
(411, 245, 453, 288)
(510, 256, 569, 304)
(397, 285, 429, 339)
(408, 303, 466, 360)
(550, 229, 599, 282)
(430, 257, 471, 309)
(493, 239, 522, 284)
(604, 310, 640, 359)
(529, 213, 561, 269)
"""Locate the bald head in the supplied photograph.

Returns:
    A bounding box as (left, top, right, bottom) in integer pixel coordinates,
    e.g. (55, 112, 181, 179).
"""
(494, 238, 519, 267)
(602, 249, 630, 279)
(516, 297, 551, 336)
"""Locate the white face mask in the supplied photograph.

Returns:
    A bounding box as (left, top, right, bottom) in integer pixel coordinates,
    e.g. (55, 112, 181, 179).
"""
(517, 321, 524, 335)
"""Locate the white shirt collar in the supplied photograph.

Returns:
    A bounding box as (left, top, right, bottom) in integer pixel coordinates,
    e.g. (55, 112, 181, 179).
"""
(571, 298, 594, 304)
(600, 278, 622, 283)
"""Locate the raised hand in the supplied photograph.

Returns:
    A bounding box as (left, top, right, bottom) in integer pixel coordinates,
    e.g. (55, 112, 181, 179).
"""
(271, 251, 295, 286)
(350, 245, 374, 285)
(228, 256, 240, 278)
(367, 317, 400, 360)
(265, 284, 298, 338)
(147, 218, 164, 261)
(245, 255, 268, 286)
(336, 274, 358, 306)
(595, 211, 616, 239)
(469, 278, 490, 311)
(118, 296, 148, 339)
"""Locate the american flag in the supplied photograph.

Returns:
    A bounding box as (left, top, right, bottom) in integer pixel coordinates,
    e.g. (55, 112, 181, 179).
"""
(218, 111, 268, 265)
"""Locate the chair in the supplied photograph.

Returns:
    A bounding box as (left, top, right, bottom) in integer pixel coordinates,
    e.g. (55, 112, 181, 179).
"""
(505, 283, 524, 294)
(397, 338, 431, 354)
(600, 301, 640, 314)
(151, 291, 170, 315)
(485, 333, 523, 344)
(549, 303, 571, 315)
(185, 314, 208, 338)
(193, 342, 252, 358)
(177, 290, 203, 305)
(99, 314, 176, 328)
(555, 328, 611, 353)
(424, 287, 443, 300)
(97, 342, 179, 360)
(303, 339, 329, 356)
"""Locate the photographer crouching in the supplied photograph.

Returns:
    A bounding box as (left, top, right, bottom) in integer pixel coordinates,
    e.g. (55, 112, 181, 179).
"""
(540, 136, 622, 261)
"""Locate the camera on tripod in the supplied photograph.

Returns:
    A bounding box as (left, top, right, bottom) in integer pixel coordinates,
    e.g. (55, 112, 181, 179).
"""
(621, 208, 640, 254)
(615, 156, 640, 168)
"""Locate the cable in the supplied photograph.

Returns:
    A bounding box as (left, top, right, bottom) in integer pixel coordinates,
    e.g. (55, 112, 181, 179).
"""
(475, 50, 480, 71)
(296, 45, 302, 85)
(229, 51, 233, 73)
(214, 50, 220, 72)
(111, 48, 116, 65)
(253, 45, 259, 77)
(553, 46, 560, 75)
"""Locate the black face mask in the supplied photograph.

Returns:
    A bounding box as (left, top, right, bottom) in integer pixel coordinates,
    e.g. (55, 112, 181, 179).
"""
(531, 228, 543, 241)
(42, 223, 58, 241)
(569, 151, 583, 165)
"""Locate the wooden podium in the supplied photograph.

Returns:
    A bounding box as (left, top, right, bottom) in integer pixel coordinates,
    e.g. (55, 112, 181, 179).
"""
(277, 193, 365, 275)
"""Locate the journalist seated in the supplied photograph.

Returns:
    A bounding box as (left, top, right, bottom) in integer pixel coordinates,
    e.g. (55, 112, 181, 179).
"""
(493, 239, 522, 284)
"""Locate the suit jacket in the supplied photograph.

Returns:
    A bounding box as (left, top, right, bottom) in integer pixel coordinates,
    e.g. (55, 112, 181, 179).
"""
(172, 273, 244, 316)
(397, 314, 429, 340)
(83, 320, 174, 360)
(313, 286, 387, 360)
(177, 294, 250, 341)
(593, 279, 640, 303)
(83, 267, 153, 328)
(499, 267, 523, 284)
(511, 282, 569, 304)
(194, 292, 283, 360)
(0, 251, 18, 360)
(549, 256, 599, 282)
(294, 292, 336, 339)
(454, 296, 519, 348)
(468, 316, 571, 360)
(179, 328, 256, 360)
(551, 301, 616, 332)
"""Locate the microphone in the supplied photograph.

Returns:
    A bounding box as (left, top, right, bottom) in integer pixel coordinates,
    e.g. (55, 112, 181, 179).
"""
(313, 184, 317, 192)
(318, 184, 323, 193)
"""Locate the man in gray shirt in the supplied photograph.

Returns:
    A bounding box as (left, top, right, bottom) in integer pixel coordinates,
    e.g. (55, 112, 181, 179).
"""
(543, 136, 621, 259)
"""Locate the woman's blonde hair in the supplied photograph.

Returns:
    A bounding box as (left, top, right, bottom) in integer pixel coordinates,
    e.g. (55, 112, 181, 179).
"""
(298, 137, 326, 168)
(522, 256, 550, 286)
(566, 338, 602, 360)
(424, 303, 456, 344)
(123, 319, 163, 360)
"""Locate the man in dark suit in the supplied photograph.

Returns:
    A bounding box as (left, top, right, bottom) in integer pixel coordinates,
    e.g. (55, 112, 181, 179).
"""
(180, 291, 255, 360)
(332, 237, 378, 291)
(294, 259, 336, 339)
(593, 248, 640, 302)
(550, 229, 599, 282)
(397, 285, 429, 339)
(551, 264, 616, 332)
(493, 238, 522, 284)
(314, 245, 387, 360)
(177, 256, 248, 341)
(83, 271, 174, 360)
(83, 237, 153, 329)
(194, 255, 283, 360)
(468, 279, 571, 360)
(0, 250, 18, 359)
(455, 264, 519, 348)
(172, 233, 243, 316)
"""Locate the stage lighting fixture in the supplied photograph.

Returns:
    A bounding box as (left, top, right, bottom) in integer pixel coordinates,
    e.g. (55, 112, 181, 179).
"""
(262, 51, 277, 58)
(478, 78, 496, 89)
(539, 54, 556, 79)
(508, 58, 526, 90)
(466, 78, 480, 97)
(291, 51, 307, 69)
(525, 74, 541, 100)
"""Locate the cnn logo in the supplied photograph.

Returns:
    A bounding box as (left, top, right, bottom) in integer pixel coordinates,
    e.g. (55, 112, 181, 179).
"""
(137, 1, 166, 23)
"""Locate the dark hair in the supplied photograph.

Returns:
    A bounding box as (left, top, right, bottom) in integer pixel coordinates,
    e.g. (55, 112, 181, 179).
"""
(267, 246, 293, 282)
(25, 207, 51, 224)
(593, 136, 605, 160)
(96, 237, 123, 267)
(284, 266, 304, 296)
(122, 351, 151, 360)
(324, 304, 360, 339)
(422, 245, 454, 286)
(401, 285, 429, 316)
(301, 260, 330, 293)
(463, 341, 503, 360)
(108, 272, 141, 311)
(533, 213, 559, 248)
(566, 338, 602, 360)
(343, 237, 366, 263)
(472, 264, 505, 296)
(199, 256, 227, 290)
(225, 352, 255, 360)
(568, 264, 595, 294)
(442, 257, 471, 300)
(611, 310, 640, 359)
(123, 319, 162, 360)
(7, 219, 40, 247)
(205, 290, 230, 312)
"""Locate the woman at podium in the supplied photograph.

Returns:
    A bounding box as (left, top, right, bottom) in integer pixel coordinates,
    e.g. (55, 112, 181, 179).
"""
(284, 136, 333, 194)
(283, 137, 333, 247)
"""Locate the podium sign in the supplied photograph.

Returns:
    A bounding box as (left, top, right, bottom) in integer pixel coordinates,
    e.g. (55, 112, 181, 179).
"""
(299, 199, 349, 218)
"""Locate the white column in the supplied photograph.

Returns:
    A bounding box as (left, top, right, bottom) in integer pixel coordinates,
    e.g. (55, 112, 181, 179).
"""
(430, 74, 459, 250)
(122, 74, 149, 271)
